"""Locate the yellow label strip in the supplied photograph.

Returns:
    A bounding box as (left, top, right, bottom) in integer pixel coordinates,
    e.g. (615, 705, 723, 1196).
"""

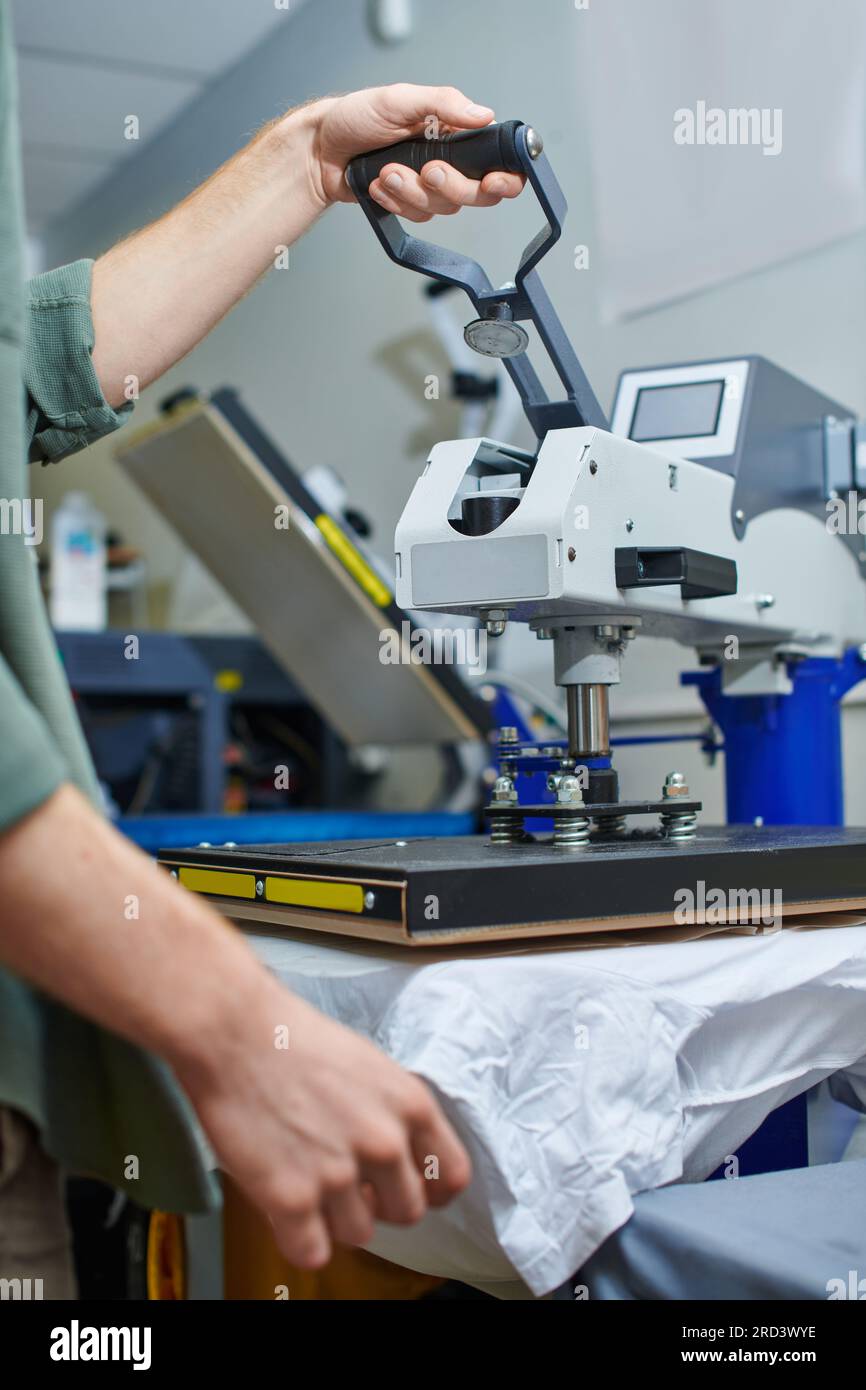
(179, 867, 256, 900)
(265, 876, 365, 915)
(315, 514, 392, 609)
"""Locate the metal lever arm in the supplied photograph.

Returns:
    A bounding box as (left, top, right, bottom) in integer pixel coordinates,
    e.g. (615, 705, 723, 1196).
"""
(346, 121, 607, 442)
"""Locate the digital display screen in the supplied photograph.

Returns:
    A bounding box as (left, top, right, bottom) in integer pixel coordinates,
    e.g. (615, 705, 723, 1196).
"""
(629, 379, 725, 443)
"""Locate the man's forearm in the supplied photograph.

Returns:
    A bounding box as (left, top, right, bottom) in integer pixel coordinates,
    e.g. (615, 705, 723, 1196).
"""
(0, 783, 472, 1263)
(88, 84, 524, 408)
(90, 105, 326, 407)
(0, 783, 279, 1078)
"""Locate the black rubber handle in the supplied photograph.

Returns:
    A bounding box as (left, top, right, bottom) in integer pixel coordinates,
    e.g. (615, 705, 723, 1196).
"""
(347, 119, 525, 195)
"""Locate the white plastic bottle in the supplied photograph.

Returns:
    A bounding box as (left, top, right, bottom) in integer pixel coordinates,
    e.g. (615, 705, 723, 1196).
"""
(50, 491, 107, 631)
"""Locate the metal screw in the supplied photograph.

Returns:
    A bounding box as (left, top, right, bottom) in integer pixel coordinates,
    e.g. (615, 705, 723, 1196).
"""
(492, 775, 518, 804)
(734, 509, 745, 524)
(484, 608, 508, 637)
(499, 726, 520, 744)
(589, 460, 598, 475)
(556, 774, 584, 806)
(755, 594, 775, 611)
(525, 127, 544, 160)
(170, 870, 178, 880)
(660, 772, 696, 841)
(662, 771, 689, 798)
(489, 775, 521, 844)
(363, 891, 376, 911)
(567, 547, 576, 562)
(595, 624, 617, 640)
(255, 880, 264, 897)
(625, 518, 635, 532)
(197, 842, 212, 848)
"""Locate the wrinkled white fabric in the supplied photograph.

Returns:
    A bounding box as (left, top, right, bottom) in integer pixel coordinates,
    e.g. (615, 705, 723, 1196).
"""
(249, 919, 866, 1297)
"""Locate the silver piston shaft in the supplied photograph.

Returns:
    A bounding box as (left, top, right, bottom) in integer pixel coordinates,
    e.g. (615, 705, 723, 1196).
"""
(565, 683, 610, 759)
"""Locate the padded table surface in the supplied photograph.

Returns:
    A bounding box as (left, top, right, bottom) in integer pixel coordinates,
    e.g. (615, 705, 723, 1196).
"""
(246, 915, 866, 1297)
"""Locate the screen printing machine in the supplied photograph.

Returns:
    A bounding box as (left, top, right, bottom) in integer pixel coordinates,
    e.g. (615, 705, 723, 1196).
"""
(117, 124, 866, 1298)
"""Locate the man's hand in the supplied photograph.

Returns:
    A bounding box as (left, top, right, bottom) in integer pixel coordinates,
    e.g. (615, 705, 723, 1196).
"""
(0, 785, 471, 1269)
(305, 83, 526, 220)
(91, 81, 525, 405)
(178, 975, 470, 1266)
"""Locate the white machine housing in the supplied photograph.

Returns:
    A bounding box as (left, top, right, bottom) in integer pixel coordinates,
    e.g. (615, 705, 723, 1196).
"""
(395, 424, 866, 658)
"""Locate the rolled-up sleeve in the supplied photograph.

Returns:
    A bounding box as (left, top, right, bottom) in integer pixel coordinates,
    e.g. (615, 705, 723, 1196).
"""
(24, 258, 134, 465)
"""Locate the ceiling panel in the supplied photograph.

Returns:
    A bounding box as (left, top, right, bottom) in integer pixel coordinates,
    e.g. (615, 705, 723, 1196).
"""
(12, 0, 288, 75)
(17, 53, 199, 156)
(13, 0, 312, 235)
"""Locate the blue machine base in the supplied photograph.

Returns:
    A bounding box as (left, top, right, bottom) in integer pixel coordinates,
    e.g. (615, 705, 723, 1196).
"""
(690, 650, 866, 1176)
(119, 810, 475, 854)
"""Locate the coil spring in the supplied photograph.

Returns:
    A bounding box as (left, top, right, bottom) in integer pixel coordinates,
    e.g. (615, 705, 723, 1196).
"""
(594, 813, 627, 838)
(553, 814, 591, 850)
(489, 813, 522, 845)
(660, 808, 698, 841)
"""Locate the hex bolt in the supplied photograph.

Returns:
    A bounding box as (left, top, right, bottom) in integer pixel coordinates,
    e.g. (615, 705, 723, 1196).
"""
(489, 774, 522, 844)
(492, 775, 518, 804)
(662, 771, 689, 798)
(660, 772, 697, 841)
(484, 608, 508, 636)
(556, 773, 585, 805)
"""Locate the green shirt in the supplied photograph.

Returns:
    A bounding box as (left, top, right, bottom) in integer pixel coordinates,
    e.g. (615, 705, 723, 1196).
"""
(0, 1, 216, 1213)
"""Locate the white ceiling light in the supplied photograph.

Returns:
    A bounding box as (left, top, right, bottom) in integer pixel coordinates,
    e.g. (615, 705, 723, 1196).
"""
(369, 0, 414, 45)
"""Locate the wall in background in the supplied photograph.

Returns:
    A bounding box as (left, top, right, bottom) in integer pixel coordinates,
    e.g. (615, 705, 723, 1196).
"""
(30, 0, 866, 820)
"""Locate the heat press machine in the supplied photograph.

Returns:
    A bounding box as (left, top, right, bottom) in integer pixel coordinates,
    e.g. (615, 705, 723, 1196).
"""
(160, 120, 866, 945)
